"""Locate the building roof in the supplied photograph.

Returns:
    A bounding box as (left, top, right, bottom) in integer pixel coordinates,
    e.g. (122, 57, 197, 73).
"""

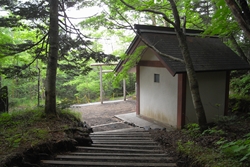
(114, 24, 250, 75)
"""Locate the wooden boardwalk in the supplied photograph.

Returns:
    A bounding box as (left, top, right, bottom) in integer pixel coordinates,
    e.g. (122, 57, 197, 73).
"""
(41, 128, 176, 167)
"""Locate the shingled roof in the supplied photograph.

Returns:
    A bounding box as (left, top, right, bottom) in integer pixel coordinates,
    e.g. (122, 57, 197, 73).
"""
(115, 24, 250, 75)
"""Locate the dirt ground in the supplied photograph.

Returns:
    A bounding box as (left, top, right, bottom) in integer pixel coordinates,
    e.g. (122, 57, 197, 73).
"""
(71, 99, 136, 132)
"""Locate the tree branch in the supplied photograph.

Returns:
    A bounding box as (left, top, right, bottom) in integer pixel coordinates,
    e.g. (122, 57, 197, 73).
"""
(114, 6, 184, 63)
(120, 0, 176, 27)
(228, 33, 250, 63)
(225, 0, 250, 39)
(1, 33, 48, 57)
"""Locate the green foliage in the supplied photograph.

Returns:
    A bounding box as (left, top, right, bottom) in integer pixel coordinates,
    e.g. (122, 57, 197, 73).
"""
(0, 107, 82, 156)
(204, 0, 239, 36)
(112, 45, 146, 86)
(183, 123, 202, 138)
(217, 133, 250, 163)
(57, 98, 76, 109)
(229, 94, 250, 113)
(177, 140, 242, 167)
(215, 115, 238, 125)
(0, 108, 44, 151)
(183, 123, 226, 138)
(59, 109, 81, 122)
(202, 127, 226, 136)
(230, 74, 250, 97)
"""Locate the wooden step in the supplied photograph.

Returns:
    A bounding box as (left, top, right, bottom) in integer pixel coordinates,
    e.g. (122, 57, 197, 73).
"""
(90, 133, 151, 137)
(90, 137, 152, 140)
(40, 127, 176, 167)
(56, 155, 174, 161)
(68, 152, 168, 157)
(41, 160, 177, 166)
(76, 146, 163, 153)
(92, 140, 156, 144)
(92, 128, 145, 134)
(91, 144, 161, 148)
(91, 132, 149, 135)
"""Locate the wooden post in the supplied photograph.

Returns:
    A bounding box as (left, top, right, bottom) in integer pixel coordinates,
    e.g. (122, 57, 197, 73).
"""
(100, 66, 103, 104)
(123, 79, 126, 101)
(90, 63, 118, 104)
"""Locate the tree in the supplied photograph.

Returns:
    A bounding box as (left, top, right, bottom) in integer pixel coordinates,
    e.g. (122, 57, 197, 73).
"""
(225, 0, 250, 40)
(44, 0, 59, 115)
(204, 0, 250, 63)
(0, 0, 117, 115)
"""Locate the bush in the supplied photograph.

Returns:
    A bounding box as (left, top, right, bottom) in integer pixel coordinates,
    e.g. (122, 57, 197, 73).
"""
(177, 140, 245, 167)
(230, 73, 250, 96)
(217, 133, 250, 163)
(229, 94, 250, 113)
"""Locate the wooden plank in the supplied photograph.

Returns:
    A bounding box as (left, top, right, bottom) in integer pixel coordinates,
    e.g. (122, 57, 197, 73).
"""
(41, 160, 177, 166)
(91, 134, 151, 137)
(91, 144, 161, 148)
(76, 146, 163, 153)
(56, 155, 174, 161)
(92, 140, 155, 143)
(68, 152, 167, 157)
(92, 128, 145, 134)
(90, 137, 152, 140)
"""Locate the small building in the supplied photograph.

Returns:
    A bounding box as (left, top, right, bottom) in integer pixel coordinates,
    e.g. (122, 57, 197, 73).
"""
(115, 24, 250, 129)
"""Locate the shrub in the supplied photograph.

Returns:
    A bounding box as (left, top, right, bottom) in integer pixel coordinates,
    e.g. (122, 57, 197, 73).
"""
(229, 94, 250, 113)
(217, 133, 250, 163)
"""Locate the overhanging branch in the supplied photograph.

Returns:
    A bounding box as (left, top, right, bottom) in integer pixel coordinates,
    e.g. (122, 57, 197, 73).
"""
(113, 4, 184, 63)
(120, 0, 176, 27)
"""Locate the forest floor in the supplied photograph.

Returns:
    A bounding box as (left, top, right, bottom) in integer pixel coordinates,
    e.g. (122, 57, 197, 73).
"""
(0, 108, 92, 167)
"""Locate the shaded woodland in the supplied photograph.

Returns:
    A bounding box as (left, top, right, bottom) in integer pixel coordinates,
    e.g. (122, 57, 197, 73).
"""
(0, 0, 250, 166)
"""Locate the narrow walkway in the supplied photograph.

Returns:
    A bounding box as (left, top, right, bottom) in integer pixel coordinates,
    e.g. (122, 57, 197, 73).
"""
(41, 128, 176, 167)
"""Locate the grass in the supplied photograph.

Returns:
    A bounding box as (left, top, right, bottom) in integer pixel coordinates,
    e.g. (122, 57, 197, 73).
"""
(177, 140, 244, 167)
(177, 120, 250, 167)
(0, 109, 44, 154)
(0, 107, 83, 164)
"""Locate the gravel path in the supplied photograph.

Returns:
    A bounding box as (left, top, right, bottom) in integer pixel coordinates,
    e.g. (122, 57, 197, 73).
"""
(71, 100, 136, 132)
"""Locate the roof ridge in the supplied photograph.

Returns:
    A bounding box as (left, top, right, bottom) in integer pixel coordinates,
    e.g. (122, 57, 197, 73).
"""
(134, 24, 204, 36)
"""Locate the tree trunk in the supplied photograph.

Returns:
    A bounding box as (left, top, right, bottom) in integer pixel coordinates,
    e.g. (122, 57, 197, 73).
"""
(169, 0, 208, 130)
(228, 34, 250, 63)
(177, 30, 208, 130)
(225, 0, 250, 39)
(45, 0, 59, 115)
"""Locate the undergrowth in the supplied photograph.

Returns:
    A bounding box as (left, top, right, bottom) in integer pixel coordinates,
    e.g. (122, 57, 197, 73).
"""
(0, 107, 82, 160)
(177, 140, 242, 167)
(178, 121, 250, 167)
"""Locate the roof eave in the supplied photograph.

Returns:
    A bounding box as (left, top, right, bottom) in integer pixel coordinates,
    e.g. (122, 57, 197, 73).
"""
(114, 35, 140, 73)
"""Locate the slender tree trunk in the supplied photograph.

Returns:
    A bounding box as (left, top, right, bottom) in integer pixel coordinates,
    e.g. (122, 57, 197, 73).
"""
(177, 30, 207, 130)
(169, 0, 207, 130)
(228, 34, 250, 63)
(225, 0, 250, 39)
(150, 14, 157, 26)
(45, 0, 59, 115)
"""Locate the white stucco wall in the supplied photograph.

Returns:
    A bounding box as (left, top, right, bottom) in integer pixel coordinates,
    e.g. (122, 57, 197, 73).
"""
(139, 66, 178, 127)
(185, 71, 226, 124)
(141, 49, 159, 61)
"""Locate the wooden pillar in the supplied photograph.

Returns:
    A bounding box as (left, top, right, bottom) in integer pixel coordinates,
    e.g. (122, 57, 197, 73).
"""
(100, 66, 103, 104)
(123, 79, 126, 101)
(224, 71, 230, 116)
(136, 65, 140, 115)
(177, 73, 186, 129)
